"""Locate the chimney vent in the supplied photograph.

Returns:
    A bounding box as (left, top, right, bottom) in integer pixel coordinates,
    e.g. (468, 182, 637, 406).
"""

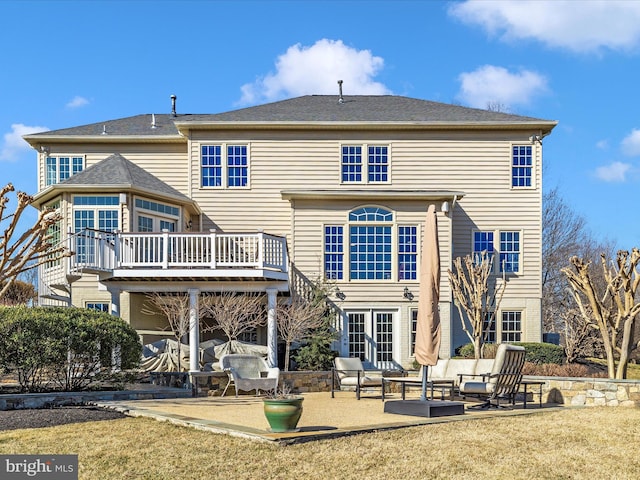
(337, 80, 344, 104)
(170, 95, 177, 116)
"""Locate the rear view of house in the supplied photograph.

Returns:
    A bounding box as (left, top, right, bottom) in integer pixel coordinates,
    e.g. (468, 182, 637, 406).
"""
(24, 94, 556, 370)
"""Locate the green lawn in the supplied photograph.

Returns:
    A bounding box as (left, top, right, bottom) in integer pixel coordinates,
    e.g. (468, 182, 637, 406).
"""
(2, 407, 640, 479)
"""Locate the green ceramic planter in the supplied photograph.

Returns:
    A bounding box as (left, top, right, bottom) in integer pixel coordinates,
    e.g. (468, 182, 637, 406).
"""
(263, 396, 304, 432)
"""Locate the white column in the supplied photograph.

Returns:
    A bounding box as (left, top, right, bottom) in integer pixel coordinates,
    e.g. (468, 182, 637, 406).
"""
(107, 287, 121, 371)
(189, 288, 201, 373)
(266, 288, 278, 368)
(108, 287, 121, 317)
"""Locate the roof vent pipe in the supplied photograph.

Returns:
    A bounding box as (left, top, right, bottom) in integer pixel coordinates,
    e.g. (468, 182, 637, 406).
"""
(170, 95, 177, 117)
(337, 80, 344, 104)
(151, 114, 157, 129)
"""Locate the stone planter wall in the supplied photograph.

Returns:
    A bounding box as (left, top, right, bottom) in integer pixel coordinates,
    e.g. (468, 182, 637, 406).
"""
(523, 375, 640, 407)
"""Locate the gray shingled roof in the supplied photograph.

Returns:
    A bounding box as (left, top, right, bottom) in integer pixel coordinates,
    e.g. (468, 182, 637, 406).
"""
(25, 95, 556, 138)
(183, 95, 551, 123)
(59, 153, 191, 201)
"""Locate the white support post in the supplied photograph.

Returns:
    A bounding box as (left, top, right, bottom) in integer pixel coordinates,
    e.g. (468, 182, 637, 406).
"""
(189, 288, 201, 373)
(266, 288, 278, 368)
(108, 287, 121, 318)
(162, 229, 169, 269)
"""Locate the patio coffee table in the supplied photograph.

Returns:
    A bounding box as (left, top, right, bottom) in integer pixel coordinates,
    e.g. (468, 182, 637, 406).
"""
(382, 377, 455, 401)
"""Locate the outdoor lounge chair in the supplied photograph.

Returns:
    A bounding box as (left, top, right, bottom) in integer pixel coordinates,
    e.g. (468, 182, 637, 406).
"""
(219, 354, 280, 397)
(458, 343, 526, 408)
(331, 357, 383, 400)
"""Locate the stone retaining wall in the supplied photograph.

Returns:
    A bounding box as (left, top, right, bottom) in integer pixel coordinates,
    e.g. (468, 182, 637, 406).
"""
(528, 376, 640, 407)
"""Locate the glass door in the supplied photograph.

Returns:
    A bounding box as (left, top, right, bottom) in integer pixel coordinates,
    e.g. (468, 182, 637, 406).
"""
(345, 310, 395, 369)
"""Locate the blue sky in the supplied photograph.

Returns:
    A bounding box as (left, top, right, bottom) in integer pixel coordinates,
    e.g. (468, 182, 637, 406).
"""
(2, 0, 640, 250)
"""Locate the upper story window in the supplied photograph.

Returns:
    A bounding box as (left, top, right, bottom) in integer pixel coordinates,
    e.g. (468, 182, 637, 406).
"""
(473, 230, 521, 274)
(201, 144, 248, 188)
(341, 145, 389, 184)
(46, 156, 84, 186)
(324, 206, 418, 281)
(73, 196, 119, 263)
(512, 145, 532, 187)
(134, 198, 179, 232)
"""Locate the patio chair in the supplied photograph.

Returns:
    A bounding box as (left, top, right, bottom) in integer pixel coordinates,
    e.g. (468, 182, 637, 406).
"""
(219, 354, 280, 397)
(331, 357, 383, 400)
(458, 343, 526, 408)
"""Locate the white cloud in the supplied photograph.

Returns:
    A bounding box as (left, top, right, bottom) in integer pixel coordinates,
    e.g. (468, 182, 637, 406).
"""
(621, 129, 640, 156)
(0, 124, 49, 162)
(449, 0, 640, 54)
(66, 96, 89, 109)
(594, 161, 631, 182)
(238, 39, 390, 105)
(595, 139, 609, 150)
(456, 65, 547, 109)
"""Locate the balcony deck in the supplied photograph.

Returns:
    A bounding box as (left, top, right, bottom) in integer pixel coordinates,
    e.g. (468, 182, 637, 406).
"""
(53, 230, 289, 285)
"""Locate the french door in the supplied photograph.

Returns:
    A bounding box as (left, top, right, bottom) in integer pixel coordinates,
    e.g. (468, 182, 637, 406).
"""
(345, 310, 395, 369)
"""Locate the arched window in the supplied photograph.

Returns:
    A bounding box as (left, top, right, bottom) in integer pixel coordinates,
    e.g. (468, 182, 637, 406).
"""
(348, 207, 393, 280)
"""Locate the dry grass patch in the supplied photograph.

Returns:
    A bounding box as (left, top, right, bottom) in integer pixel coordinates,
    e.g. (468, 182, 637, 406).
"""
(1, 408, 640, 479)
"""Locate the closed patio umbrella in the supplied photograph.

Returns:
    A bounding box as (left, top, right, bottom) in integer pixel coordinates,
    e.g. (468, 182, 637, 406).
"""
(414, 204, 441, 401)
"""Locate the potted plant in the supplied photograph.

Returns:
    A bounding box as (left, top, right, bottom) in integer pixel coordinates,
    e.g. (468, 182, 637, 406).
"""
(262, 385, 304, 432)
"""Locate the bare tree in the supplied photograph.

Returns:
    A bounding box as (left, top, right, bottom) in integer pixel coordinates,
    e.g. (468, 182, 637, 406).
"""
(0, 279, 36, 306)
(201, 291, 265, 343)
(448, 252, 506, 359)
(276, 294, 327, 371)
(562, 249, 640, 379)
(1, 183, 70, 297)
(142, 293, 208, 371)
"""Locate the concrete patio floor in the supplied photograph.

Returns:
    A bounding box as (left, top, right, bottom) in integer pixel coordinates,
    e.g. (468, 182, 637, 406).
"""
(96, 390, 562, 445)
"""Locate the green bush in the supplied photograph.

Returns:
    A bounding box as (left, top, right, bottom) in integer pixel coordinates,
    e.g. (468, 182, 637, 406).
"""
(0, 306, 141, 392)
(513, 342, 565, 365)
(292, 317, 338, 371)
(456, 342, 565, 364)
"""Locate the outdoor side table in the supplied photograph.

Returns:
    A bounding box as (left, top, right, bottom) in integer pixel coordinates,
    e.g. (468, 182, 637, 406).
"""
(519, 379, 544, 408)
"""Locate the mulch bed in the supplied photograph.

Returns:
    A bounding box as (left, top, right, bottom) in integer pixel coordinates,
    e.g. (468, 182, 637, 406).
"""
(0, 406, 126, 432)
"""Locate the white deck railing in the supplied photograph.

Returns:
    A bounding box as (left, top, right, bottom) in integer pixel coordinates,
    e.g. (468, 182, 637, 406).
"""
(68, 230, 288, 273)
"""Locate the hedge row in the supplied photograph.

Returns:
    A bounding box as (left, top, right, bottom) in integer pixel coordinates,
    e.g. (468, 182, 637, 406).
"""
(457, 341, 565, 364)
(0, 306, 141, 392)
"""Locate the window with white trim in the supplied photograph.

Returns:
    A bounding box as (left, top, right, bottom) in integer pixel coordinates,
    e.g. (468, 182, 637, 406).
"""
(324, 207, 417, 281)
(512, 145, 532, 187)
(201, 144, 248, 188)
(72, 196, 119, 263)
(86, 302, 109, 312)
(341, 145, 389, 183)
(501, 311, 522, 342)
(45, 156, 84, 186)
(411, 308, 418, 355)
(134, 198, 179, 232)
(473, 230, 521, 274)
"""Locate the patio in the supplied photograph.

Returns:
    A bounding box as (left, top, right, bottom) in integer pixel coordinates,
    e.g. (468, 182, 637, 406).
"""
(95, 389, 562, 445)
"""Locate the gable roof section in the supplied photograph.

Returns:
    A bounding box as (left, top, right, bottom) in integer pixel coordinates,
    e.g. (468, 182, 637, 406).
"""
(24, 95, 557, 142)
(33, 153, 199, 212)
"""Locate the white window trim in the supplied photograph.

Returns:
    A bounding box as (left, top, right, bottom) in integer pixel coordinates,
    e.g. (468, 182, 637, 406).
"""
(471, 228, 523, 275)
(44, 154, 86, 186)
(510, 142, 536, 190)
(133, 196, 181, 232)
(199, 142, 251, 190)
(499, 309, 524, 342)
(339, 143, 391, 185)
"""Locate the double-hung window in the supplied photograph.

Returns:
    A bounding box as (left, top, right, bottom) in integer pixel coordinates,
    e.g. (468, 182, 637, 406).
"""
(341, 145, 389, 183)
(324, 207, 416, 281)
(201, 144, 248, 188)
(473, 230, 521, 274)
(501, 311, 522, 342)
(512, 145, 532, 187)
(45, 156, 84, 186)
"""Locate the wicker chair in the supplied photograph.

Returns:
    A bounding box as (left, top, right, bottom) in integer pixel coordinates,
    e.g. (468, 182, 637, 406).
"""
(219, 354, 279, 397)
